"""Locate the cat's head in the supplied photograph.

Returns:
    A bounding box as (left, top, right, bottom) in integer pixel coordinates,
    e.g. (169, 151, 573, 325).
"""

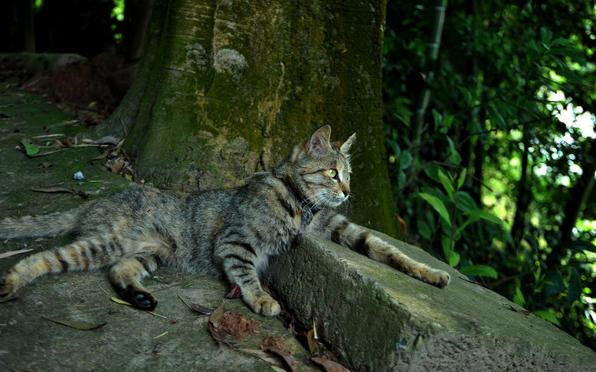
(284, 125, 356, 208)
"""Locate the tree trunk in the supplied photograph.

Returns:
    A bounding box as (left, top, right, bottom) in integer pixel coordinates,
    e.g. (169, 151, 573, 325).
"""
(123, 0, 154, 62)
(510, 123, 531, 248)
(548, 138, 596, 266)
(100, 0, 397, 234)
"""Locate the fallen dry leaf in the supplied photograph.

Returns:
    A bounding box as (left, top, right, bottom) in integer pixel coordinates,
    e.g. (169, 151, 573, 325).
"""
(311, 356, 350, 372)
(219, 311, 261, 341)
(110, 296, 132, 306)
(238, 348, 284, 367)
(225, 284, 242, 299)
(178, 294, 213, 316)
(262, 346, 299, 372)
(262, 335, 293, 354)
(0, 248, 34, 259)
(208, 303, 236, 347)
(42, 316, 107, 330)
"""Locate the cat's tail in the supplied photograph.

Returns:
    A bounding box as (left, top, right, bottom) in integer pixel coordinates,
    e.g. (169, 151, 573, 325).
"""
(0, 208, 82, 239)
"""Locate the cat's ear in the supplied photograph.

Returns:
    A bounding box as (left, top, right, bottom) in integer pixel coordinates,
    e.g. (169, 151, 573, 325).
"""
(306, 125, 332, 157)
(340, 133, 356, 155)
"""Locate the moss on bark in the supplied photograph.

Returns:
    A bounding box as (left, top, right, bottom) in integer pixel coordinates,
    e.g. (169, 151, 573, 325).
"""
(104, 0, 397, 234)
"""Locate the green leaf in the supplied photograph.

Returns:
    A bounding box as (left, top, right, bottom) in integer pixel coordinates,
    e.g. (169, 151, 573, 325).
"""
(533, 309, 560, 326)
(423, 164, 441, 183)
(437, 169, 454, 198)
(460, 264, 498, 279)
(419, 193, 451, 227)
(418, 220, 432, 240)
(457, 168, 466, 190)
(465, 209, 502, 226)
(22, 142, 40, 156)
(513, 285, 526, 307)
(441, 236, 459, 267)
(432, 109, 443, 127)
(454, 216, 478, 240)
(446, 137, 461, 164)
(399, 150, 413, 170)
(454, 191, 477, 212)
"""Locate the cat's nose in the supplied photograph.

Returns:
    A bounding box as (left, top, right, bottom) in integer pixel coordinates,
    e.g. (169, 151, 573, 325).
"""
(340, 184, 351, 196)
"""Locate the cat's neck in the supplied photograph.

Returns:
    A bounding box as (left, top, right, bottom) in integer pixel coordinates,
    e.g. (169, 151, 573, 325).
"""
(271, 163, 323, 225)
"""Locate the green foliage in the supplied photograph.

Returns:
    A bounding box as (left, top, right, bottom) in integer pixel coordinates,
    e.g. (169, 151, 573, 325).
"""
(383, 0, 596, 349)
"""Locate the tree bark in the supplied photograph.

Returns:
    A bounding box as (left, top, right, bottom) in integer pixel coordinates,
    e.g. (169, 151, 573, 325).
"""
(100, 0, 398, 234)
(548, 138, 596, 266)
(510, 123, 531, 248)
(123, 0, 154, 62)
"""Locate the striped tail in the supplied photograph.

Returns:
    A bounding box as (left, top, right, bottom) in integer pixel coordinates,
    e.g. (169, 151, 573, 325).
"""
(0, 236, 124, 301)
(0, 208, 81, 239)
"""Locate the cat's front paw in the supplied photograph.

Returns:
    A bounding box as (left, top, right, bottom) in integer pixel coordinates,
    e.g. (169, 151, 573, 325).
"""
(426, 269, 450, 288)
(0, 273, 18, 302)
(244, 291, 281, 316)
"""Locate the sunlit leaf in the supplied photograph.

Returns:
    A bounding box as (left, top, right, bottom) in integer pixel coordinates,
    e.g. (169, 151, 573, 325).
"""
(533, 309, 560, 326)
(513, 284, 526, 307)
(460, 264, 498, 279)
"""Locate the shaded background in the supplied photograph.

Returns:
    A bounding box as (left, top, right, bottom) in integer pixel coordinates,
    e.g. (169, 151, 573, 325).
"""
(0, 0, 594, 350)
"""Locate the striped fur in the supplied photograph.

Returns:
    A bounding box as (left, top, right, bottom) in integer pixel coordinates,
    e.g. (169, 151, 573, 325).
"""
(310, 212, 450, 287)
(0, 126, 449, 316)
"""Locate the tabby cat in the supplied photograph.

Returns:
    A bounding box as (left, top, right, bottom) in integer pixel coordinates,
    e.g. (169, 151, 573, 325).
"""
(0, 126, 449, 316)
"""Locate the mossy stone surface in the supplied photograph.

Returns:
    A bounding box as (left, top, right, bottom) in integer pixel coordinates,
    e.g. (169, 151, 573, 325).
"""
(267, 232, 596, 371)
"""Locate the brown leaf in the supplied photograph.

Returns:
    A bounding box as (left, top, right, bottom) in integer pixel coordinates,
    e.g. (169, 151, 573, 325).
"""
(263, 346, 299, 372)
(0, 248, 34, 259)
(219, 311, 261, 341)
(311, 356, 350, 372)
(225, 284, 242, 299)
(42, 316, 107, 330)
(238, 348, 283, 367)
(208, 303, 235, 347)
(190, 303, 214, 316)
(178, 294, 213, 316)
(261, 335, 292, 354)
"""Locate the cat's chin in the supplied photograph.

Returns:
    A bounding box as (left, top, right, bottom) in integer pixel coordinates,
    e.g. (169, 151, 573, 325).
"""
(326, 199, 345, 208)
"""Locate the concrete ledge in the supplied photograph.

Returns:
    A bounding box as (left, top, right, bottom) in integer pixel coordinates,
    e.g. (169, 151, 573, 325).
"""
(267, 231, 596, 371)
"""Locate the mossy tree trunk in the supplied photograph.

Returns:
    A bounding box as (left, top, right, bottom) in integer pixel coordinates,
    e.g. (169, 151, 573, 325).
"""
(101, 0, 397, 234)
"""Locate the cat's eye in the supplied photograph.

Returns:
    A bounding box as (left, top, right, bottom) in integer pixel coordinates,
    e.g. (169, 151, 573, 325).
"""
(326, 169, 338, 179)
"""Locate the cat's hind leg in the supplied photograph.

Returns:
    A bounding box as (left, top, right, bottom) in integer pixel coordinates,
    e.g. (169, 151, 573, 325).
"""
(109, 255, 160, 311)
